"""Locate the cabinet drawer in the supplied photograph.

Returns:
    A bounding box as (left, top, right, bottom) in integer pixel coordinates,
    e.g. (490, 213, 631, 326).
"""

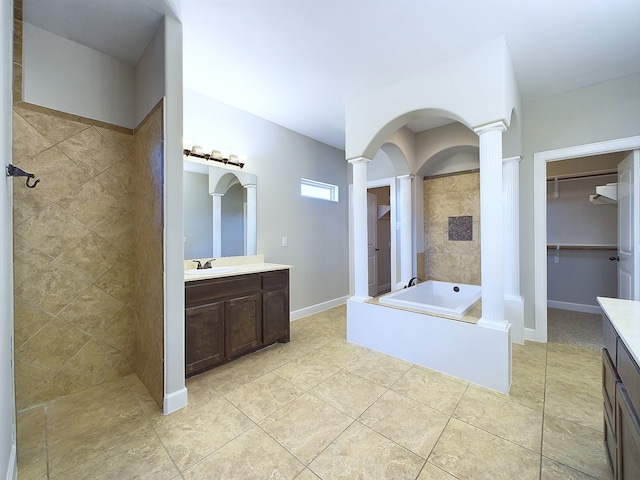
(604, 403, 617, 479)
(603, 314, 617, 366)
(262, 270, 289, 290)
(616, 383, 640, 480)
(186, 274, 262, 306)
(603, 348, 620, 427)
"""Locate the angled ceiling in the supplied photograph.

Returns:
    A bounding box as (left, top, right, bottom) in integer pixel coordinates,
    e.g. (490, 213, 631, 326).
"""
(23, 0, 640, 150)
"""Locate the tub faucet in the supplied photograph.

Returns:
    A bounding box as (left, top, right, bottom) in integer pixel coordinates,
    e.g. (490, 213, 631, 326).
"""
(405, 277, 421, 288)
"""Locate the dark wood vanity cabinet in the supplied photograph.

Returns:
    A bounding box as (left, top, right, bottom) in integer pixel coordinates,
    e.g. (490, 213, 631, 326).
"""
(602, 313, 640, 479)
(185, 269, 290, 377)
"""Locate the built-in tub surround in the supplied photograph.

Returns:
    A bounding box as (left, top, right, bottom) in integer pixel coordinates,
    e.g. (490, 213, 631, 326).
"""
(12, 103, 135, 410)
(423, 171, 480, 285)
(378, 281, 481, 320)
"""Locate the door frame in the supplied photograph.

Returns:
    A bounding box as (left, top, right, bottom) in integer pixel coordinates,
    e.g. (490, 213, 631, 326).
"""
(532, 136, 640, 342)
(367, 177, 397, 292)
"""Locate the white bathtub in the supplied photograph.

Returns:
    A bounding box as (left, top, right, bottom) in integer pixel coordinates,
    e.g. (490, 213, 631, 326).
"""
(378, 280, 481, 319)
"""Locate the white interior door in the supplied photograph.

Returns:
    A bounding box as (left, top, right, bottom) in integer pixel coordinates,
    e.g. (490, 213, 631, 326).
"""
(367, 192, 378, 297)
(617, 150, 640, 300)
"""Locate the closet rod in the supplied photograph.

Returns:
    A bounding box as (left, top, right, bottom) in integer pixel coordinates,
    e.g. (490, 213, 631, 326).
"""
(546, 245, 617, 251)
(545, 171, 616, 182)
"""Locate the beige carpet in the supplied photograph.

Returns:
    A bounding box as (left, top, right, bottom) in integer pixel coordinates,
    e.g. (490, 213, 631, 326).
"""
(547, 308, 603, 350)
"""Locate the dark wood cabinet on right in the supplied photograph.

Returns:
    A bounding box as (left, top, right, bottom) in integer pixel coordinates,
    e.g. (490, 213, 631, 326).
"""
(602, 313, 640, 480)
(185, 269, 290, 377)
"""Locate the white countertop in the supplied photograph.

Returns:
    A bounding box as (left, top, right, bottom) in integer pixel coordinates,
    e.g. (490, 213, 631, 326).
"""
(598, 296, 640, 366)
(184, 262, 291, 282)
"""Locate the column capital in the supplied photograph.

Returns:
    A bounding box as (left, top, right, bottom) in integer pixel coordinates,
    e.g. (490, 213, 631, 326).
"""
(397, 174, 415, 180)
(473, 120, 507, 136)
(348, 156, 372, 165)
(210, 192, 224, 197)
(502, 155, 522, 165)
(243, 183, 257, 189)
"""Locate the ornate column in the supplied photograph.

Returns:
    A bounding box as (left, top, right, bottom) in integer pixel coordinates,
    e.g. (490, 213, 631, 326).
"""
(503, 155, 524, 343)
(245, 184, 257, 255)
(474, 121, 508, 329)
(398, 174, 414, 285)
(211, 193, 223, 257)
(349, 157, 372, 299)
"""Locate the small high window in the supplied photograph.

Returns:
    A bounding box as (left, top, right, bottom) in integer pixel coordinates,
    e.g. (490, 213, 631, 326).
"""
(300, 178, 339, 202)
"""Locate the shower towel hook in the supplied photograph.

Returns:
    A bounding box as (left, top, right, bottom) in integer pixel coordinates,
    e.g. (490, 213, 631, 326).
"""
(6, 164, 40, 188)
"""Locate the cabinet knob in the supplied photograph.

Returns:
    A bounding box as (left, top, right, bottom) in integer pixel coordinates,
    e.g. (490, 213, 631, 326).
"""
(609, 256, 620, 262)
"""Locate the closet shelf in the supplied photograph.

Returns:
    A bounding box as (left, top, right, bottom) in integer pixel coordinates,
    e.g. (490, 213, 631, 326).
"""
(546, 244, 617, 251)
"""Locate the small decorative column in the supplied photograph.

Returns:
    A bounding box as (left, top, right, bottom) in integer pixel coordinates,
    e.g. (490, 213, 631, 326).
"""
(211, 193, 223, 258)
(503, 156, 524, 343)
(349, 157, 372, 299)
(474, 121, 508, 329)
(398, 174, 414, 286)
(245, 184, 257, 255)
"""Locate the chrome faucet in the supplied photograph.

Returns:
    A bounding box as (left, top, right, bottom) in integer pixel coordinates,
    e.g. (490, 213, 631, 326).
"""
(405, 277, 421, 288)
(194, 259, 215, 269)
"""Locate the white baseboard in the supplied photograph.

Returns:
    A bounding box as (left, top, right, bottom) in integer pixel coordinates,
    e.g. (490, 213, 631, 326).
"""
(547, 300, 602, 315)
(5, 444, 16, 480)
(163, 387, 188, 415)
(291, 296, 349, 321)
(525, 327, 546, 343)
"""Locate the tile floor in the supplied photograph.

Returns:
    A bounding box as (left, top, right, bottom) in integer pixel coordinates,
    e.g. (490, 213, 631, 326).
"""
(16, 305, 610, 479)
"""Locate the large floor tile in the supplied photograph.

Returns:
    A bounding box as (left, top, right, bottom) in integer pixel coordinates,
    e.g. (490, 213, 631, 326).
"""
(391, 367, 468, 415)
(52, 430, 179, 480)
(260, 393, 353, 465)
(344, 351, 412, 387)
(358, 390, 449, 459)
(310, 370, 386, 418)
(308, 339, 369, 369)
(225, 372, 304, 422)
(308, 422, 425, 480)
(541, 456, 601, 480)
(416, 462, 458, 480)
(453, 386, 543, 452)
(154, 396, 253, 470)
(542, 415, 609, 480)
(544, 375, 602, 432)
(273, 354, 340, 391)
(182, 426, 304, 480)
(201, 354, 270, 393)
(428, 418, 540, 480)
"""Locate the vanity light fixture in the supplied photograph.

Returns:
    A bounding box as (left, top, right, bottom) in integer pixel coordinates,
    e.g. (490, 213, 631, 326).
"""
(182, 139, 246, 169)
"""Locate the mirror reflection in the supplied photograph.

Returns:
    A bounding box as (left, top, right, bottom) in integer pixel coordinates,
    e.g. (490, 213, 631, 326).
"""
(183, 159, 257, 258)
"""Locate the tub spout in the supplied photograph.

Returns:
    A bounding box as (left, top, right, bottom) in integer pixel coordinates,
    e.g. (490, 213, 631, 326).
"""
(405, 277, 422, 288)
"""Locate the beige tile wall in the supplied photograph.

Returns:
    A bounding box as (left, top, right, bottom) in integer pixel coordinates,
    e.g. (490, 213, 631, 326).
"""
(423, 171, 481, 285)
(133, 101, 165, 408)
(12, 104, 136, 410)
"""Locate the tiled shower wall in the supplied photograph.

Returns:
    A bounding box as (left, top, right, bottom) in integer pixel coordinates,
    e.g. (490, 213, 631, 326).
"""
(12, 104, 136, 410)
(133, 101, 165, 408)
(423, 171, 481, 285)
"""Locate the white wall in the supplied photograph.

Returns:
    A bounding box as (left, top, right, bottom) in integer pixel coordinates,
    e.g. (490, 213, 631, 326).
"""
(183, 89, 349, 312)
(22, 23, 136, 128)
(546, 175, 618, 309)
(135, 21, 165, 126)
(522, 73, 640, 329)
(1, 3, 17, 479)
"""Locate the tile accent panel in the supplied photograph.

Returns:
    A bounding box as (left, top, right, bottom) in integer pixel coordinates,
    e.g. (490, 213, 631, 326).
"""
(133, 100, 165, 408)
(12, 104, 135, 410)
(423, 171, 481, 285)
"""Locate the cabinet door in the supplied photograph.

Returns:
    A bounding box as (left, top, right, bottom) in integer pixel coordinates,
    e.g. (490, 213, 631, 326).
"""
(185, 302, 225, 376)
(616, 384, 640, 480)
(263, 288, 290, 345)
(225, 293, 262, 358)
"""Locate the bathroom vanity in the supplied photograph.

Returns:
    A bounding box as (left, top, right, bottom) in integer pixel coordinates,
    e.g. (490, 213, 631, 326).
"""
(185, 260, 291, 377)
(599, 297, 640, 480)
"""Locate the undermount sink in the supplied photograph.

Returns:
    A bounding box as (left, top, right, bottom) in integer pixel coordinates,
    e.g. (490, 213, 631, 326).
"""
(184, 266, 238, 275)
